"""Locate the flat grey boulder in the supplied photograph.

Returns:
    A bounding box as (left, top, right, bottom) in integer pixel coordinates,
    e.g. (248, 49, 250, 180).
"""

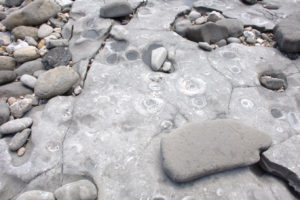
(0, 117, 32, 135)
(260, 135, 300, 194)
(16, 190, 55, 200)
(274, 12, 300, 53)
(2, 0, 60, 30)
(0, 70, 16, 86)
(161, 119, 272, 182)
(0, 82, 33, 98)
(100, 1, 133, 18)
(9, 128, 31, 151)
(35, 66, 79, 99)
(216, 19, 244, 38)
(0, 100, 10, 125)
(0, 56, 16, 71)
(186, 22, 229, 43)
(15, 58, 44, 76)
(54, 180, 97, 200)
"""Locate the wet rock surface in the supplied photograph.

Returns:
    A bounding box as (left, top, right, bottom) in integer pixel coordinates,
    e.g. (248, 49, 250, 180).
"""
(0, 0, 299, 199)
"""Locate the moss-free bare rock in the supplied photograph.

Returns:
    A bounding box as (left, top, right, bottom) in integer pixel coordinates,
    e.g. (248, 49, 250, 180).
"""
(12, 26, 39, 41)
(161, 119, 272, 182)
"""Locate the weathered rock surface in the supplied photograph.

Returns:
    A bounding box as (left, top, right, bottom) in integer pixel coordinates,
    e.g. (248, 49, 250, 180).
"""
(54, 180, 97, 200)
(35, 66, 79, 99)
(10, 98, 32, 118)
(161, 120, 272, 182)
(0, 82, 33, 98)
(0, 70, 16, 85)
(0, 100, 10, 126)
(274, 12, 300, 53)
(42, 47, 71, 70)
(0, 56, 16, 71)
(16, 190, 55, 200)
(260, 135, 300, 194)
(14, 46, 40, 63)
(100, 1, 133, 18)
(0, 117, 32, 135)
(2, 0, 61, 30)
(15, 58, 44, 76)
(12, 26, 39, 40)
(9, 128, 31, 151)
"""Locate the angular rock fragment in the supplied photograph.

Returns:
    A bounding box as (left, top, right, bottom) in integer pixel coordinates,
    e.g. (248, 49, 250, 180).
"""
(151, 47, 167, 71)
(260, 135, 300, 194)
(9, 128, 31, 151)
(54, 180, 97, 200)
(161, 119, 272, 182)
(100, 1, 133, 18)
(16, 190, 55, 200)
(0, 100, 10, 125)
(35, 66, 79, 99)
(274, 12, 300, 53)
(0, 117, 33, 135)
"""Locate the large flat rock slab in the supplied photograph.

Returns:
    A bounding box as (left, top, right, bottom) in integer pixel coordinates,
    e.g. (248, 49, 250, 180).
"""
(260, 135, 300, 194)
(161, 119, 272, 182)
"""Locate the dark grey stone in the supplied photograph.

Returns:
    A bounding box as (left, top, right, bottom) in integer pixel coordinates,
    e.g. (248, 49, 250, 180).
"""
(0, 117, 33, 135)
(16, 190, 55, 200)
(0, 82, 33, 98)
(5, 0, 24, 7)
(35, 66, 79, 99)
(241, 0, 257, 5)
(161, 119, 272, 182)
(42, 47, 72, 70)
(12, 26, 39, 41)
(0, 56, 16, 71)
(15, 58, 44, 76)
(274, 12, 300, 53)
(0, 100, 10, 126)
(259, 71, 287, 90)
(0, 70, 16, 86)
(9, 128, 31, 151)
(54, 180, 97, 200)
(216, 19, 244, 38)
(2, 0, 61, 30)
(100, 1, 133, 18)
(186, 22, 229, 43)
(260, 135, 300, 194)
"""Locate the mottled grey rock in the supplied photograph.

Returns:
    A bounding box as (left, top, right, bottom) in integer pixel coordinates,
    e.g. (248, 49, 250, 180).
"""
(24, 36, 38, 47)
(151, 47, 167, 71)
(12, 26, 39, 40)
(2, 0, 60, 30)
(5, 0, 23, 7)
(100, 1, 133, 18)
(260, 135, 300, 193)
(9, 128, 31, 151)
(38, 24, 53, 38)
(0, 56, 16, 71)
(10, 98, 32, 118)
(54, 180, 97, 200)
(0, 82, 33, 98)
(0, 117, 32, 135)
(0, 100, 10, 125)
(20, 74, 37, 89)
(161, 119, 272, 182)
(207, 11, 223, 22)
(16, 190, 55, 200)
(46, 39, 68, 49)
(198, 42, 213, 51)
(216, 19, 244, 38)
(0, 70, 16, 85)
(227, 37, 241, 43)
(274, 12, 300, 53)
(15, 58, 44, 76)
(14, 46, 40, 63)
(241, 0, 257, 5)
(42, 47, 71, 70)
(35, 66, 79, 99)
(186, 22, 229, 43)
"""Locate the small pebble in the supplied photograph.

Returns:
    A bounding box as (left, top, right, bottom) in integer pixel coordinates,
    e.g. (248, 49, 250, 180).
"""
(17, 147, 26, 156)
(198, 42, 213, 51)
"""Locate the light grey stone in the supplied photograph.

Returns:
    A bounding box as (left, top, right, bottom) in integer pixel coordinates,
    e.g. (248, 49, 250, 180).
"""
(161, 119, 272, 182)
(0, 82, 33, 98)
(246, 37, 256, 44)
(195, 17, 207, 25)
(0, 32, 11, 46)
(207, 11, 224, 22)
(24, 36, 38, 47)
(227, 37, 241, 43)
(188, 10, 201, 21)
(10, 98, 32, 118)
(162, 61, 172, 72)
(6, 41, 29, 54)
(0, 56, 15, 71)
(15, 58, 44, 76)
(54, 180, 97, 200)
(260, 135, 300, 193)
(151, 47, 167, 71)
(110, 25, 129, 41)
(0, 70, 16, 85)
(20, 74, 37, 89)
(55, 0, 73, 9)
(0, 117, 32, 135)
(12, 26, 39, 40)
(35, 66, 79, 99)
(198, 42, 213, 51)
(0, 100, 10, 125)
(9, 128, 31, 151)
(14, 46, 40, 63)
(16, 190, 55, 200)
(38, 24, 54, 39)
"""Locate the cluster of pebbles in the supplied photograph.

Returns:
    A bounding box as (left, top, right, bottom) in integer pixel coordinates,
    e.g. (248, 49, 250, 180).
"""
(173, 9, 275, 51)
(0, 0, 80, 157)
